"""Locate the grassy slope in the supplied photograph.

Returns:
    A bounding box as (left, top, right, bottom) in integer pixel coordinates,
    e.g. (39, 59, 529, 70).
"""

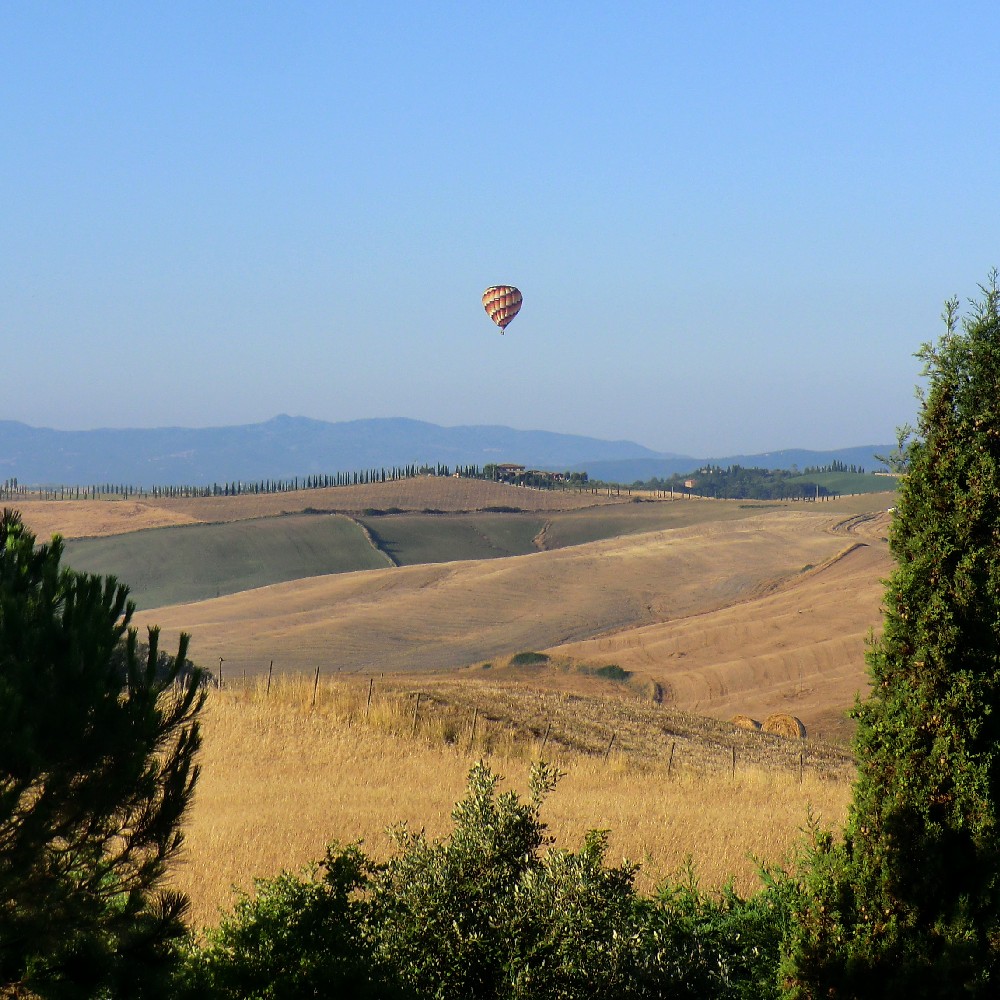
(360, 513, 547, 564)
(62, 513, 390, 609)
(789, 471, 898, 494)
(57, 497, 811, 605)
(13, 479, 622, 542)
(537, 498, 771, 549)
(139, 510, 853, 679)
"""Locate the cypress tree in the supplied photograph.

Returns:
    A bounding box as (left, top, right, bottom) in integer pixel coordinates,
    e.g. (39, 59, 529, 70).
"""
(784, 275, 1000, 995)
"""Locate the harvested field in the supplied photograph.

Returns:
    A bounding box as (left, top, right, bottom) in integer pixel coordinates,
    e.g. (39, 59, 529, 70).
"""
(171, 676, 854, 929)
(151, 478, 625, 522)
(140, 510, 856, 687)
(550, 511, 893, 742)
(9, 479, 623, 540)
(15, 499, 201, 540)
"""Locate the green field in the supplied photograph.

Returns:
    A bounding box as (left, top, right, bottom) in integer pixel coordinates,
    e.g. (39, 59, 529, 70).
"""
(360, 501, 811, 564)
(789, 471, 900, 494)
(62, 513, 390, 609)
(359, 513, 547, 565)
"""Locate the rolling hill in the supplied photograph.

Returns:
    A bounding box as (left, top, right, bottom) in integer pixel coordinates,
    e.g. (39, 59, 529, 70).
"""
(15, 479, 896, 744)
(135, 501, 890, 741)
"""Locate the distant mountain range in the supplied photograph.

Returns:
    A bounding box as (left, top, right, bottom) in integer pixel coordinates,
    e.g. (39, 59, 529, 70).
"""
(0, 416, 893, 487)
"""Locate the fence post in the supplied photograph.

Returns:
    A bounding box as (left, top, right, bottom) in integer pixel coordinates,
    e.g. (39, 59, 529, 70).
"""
(366, 677, 374, 715)
(311, 665, 320, 707)
(411, 692, 421, 735)
(266, 660, 273, 696)
(218, 657, 224, 688)
(540, 720, 551, 753)
(731, 745, 737, 778)
(799, 751, 804, 784)
(604, 732, 616, 763)
(469, 706, 478, 751)
(668, 741, 676, 777)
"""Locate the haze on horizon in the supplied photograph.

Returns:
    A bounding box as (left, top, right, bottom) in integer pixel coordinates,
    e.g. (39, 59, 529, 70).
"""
(3, 3, 997, 456)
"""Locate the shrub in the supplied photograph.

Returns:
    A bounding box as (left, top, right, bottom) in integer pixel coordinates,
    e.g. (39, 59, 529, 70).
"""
(176, 845, 401, 999)
(594, 664, 631, 682)
(633, 864, 795, 999)
(179, 762, 794, 999)
(509, 652, 550, 667)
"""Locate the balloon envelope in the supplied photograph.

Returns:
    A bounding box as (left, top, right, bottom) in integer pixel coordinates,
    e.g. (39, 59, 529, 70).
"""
(482, 285, 522, 333)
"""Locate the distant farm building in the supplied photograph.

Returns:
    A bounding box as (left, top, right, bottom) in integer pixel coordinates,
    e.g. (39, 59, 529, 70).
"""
(488, 464, 569, 487)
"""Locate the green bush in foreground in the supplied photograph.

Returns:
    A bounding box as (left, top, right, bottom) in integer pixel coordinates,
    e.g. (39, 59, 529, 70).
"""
(176, 845, 400, 999)
(180, 761, 793, 999)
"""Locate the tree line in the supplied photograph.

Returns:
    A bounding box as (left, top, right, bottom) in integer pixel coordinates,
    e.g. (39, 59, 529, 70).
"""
(0, 463, 594, 503)
(629, 465, 839, 501)
(801, 460, 866, 474)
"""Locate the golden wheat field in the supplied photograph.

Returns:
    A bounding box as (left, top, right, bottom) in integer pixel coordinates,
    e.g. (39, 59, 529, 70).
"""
(171, 676, 853, 931)
(10, 482, 891, 931)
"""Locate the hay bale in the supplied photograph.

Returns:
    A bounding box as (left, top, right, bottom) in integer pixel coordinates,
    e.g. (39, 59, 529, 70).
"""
(731, 714, 762, 732)
(762, 713, 807, 739)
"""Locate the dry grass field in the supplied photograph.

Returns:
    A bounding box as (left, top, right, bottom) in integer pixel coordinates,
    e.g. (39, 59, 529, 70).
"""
(8, 481, 896, 935)
(13, 499, 202, 540)
(552, 511, 893, 743)
(138, 509, 858, 687)
(171, 676, 853, 931)
(13, 479, 622, 541)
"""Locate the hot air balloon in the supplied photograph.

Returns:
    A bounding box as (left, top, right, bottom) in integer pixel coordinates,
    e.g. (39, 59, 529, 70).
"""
(482, 285, 522, 334)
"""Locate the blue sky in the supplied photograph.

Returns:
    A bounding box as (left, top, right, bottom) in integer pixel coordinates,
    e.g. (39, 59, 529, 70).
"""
(3, 2, 997, 456)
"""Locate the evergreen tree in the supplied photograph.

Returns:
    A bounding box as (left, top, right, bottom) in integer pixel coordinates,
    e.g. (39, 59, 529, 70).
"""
(784, 275, 1000, 996)
(0, 509, 206, 997)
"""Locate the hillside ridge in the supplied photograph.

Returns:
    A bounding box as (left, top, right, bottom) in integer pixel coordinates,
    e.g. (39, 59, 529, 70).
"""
(0, 415, 893, 487)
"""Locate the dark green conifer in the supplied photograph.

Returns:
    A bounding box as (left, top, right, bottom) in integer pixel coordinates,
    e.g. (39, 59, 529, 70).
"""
(0, 509, 205, 997)
(784, 274, 1000, 996)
